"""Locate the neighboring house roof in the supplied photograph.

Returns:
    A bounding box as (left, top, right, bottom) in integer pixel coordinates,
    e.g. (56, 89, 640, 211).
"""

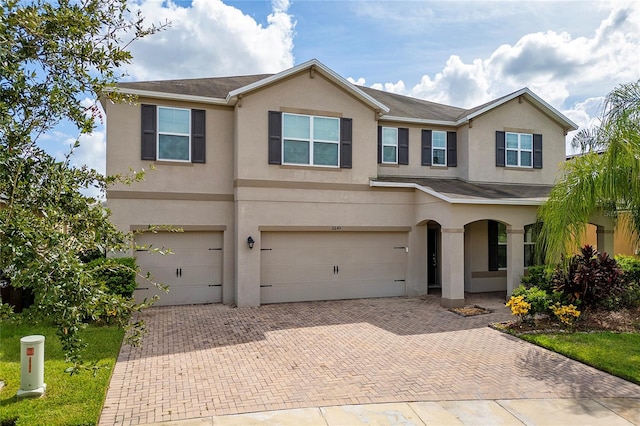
(371, 176, 553, 205)
(113, 58, 578, 132)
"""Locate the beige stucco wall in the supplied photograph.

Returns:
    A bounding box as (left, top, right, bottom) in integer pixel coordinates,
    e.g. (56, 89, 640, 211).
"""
(104, 98, 235, 196)
(234, 72, 378, 185)
(467, 97, 567, 185)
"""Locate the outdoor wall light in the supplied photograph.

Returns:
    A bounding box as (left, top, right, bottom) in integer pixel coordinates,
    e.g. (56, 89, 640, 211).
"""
(247, 236, 255, 250)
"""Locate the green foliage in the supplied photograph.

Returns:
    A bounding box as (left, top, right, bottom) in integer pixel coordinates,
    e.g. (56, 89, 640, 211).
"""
(0, 319, 124, 425)
(616, 254, 640, 282)
(537, 80, 640, 263)
(551, 245, 625, 308)
(88, 257, 138, 297)
(0, 0, 166, 368)
(512, 285, 551, 316)
(521, 265, 554, 292)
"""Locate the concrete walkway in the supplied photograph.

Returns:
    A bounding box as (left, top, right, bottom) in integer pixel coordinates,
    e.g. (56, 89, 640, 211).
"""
(99, 295, 640, 425)
(144, 398, 640, 425)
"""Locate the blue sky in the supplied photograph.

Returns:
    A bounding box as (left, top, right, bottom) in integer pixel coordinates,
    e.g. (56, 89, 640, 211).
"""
(44, 0, 640, 195)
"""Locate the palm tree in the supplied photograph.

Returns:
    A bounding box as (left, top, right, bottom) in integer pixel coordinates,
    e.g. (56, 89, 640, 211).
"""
(538, 80, 640, 263)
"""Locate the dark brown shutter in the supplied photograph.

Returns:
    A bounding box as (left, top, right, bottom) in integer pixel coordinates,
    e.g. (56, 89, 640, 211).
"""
(488, 220, 499, 271)
(377, 126, 382, 164)
(141, 104, 156, 160)
(533, 133, 543, 169)
(268, 111, 282, 165)
(421, 130, 432, 166)
(496, 131, 505, 167)
(398, 127, 409, 165)
(340, 117, 352, 169)
(447, 131, 457, 167)
(191, 109, 206, 163)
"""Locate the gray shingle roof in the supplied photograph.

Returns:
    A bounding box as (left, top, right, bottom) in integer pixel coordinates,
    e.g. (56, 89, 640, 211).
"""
(373, 176, 553, 201)
(118, 74, 272, 99)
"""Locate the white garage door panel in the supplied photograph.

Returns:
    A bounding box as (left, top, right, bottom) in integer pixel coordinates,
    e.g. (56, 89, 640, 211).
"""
(260, 231, 407, 304)
(134, 231, 223, 306)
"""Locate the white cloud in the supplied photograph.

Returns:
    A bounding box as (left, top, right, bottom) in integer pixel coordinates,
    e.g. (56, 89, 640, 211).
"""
(369, 3, 639, 113)
(53, 130, 106, 199)
(124, 0, 296, 80)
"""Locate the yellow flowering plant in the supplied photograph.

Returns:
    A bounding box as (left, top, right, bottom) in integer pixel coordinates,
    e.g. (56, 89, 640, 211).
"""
(551, 303, 581, 326)
(506, 295, 531, 321)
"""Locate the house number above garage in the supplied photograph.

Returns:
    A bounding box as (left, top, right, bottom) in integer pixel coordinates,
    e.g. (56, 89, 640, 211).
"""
(331, 226, 342, 231)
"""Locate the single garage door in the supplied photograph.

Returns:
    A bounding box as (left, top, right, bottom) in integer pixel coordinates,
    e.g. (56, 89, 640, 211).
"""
(260, 231, 407, 304)
(134, 231, 223, 306)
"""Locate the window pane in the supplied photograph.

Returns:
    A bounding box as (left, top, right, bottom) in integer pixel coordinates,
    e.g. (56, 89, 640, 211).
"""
(383, 146, 397, 163)
(313, 142, 338, 166)
(497, 245, 507, 269)
(432, 148, 446, 165)
(498, 223, 507, 243)
(283, 114, 310, 139)
(313, 117, 339, 141)
(158, 134, 189, 161)
(432, 131, 446, 148)
(382, 128, 397, 146)
(520, 134, 533, 150)
(524, 244, 535, 267)
(506, 150, 518, 166)
(506, 133, 519, 149)
(159, 108, 189, 134)
(521, 151, 532, 167)
(283, 139, 309, 164)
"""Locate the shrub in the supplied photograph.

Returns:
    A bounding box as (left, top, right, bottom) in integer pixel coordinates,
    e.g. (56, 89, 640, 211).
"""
(521, 265, 554, 292)
(88, 257, 138, 298)
(512, 285, 551, 316)
(551, 245, 625, 309)
(616, 255, 640, 283)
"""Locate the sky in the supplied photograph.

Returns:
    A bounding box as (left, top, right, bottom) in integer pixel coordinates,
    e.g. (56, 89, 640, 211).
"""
(46, 0, 640, 195)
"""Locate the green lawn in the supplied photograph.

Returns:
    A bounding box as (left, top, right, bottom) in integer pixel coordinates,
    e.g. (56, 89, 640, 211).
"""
(520, 332, 640, 385)
(0, 321, 124, 426)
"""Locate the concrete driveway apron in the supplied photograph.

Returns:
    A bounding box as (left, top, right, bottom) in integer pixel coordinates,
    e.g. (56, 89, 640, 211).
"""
(99, 294, 640, 425)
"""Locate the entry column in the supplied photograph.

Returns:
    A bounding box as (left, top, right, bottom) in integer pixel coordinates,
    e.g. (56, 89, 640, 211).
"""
(440, 227, 465, 308)
(507, 228, 524, 297)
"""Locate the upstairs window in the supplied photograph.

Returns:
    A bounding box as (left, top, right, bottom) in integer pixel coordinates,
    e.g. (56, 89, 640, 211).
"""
(158, 107, 191, 161)
(381, 127, 398, 164)
(496, 131, 541, 169)
(506, 132, 532, 167)
(432, 131, 447, 166)
(141, 104, 206, 163)
(282, 113, 340, 167)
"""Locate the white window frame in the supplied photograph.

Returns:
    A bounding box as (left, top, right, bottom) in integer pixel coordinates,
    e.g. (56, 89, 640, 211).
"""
(431, 130, 447, 166)
(382, 127, 398, 164)
(505, 132, 533, 168)
(157, 106, 191, 162)
(282, 113, 340, 168)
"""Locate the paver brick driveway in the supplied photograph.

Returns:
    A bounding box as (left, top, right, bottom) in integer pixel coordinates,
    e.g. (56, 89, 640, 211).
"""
(99, 294, 640, 425)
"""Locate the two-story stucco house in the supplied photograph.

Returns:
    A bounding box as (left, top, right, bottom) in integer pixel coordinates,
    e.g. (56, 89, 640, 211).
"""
(103, 59, 579, 308)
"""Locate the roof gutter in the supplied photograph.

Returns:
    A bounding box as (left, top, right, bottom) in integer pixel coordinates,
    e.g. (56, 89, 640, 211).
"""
(369, 180, 547, 206)
(104, 87, 230, 105)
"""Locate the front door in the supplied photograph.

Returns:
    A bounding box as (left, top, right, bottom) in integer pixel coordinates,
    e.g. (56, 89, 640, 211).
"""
(427, 228, 439, 288)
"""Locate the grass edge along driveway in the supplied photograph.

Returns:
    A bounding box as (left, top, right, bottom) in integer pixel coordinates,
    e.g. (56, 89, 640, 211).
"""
(520, 332, 640, 385)
(0, 321, 124, 426)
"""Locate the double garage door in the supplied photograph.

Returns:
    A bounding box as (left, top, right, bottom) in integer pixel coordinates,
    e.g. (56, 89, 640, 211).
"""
(260, 231, 408, 304)
(134, 231, 223, 306)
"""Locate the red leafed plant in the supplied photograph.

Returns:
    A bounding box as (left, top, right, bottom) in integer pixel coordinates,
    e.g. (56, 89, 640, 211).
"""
(552, 245, 625, 308)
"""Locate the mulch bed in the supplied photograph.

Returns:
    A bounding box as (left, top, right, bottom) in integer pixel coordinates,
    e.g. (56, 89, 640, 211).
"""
(449, 305, 493, 317)
(495, 306, 640, 333)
